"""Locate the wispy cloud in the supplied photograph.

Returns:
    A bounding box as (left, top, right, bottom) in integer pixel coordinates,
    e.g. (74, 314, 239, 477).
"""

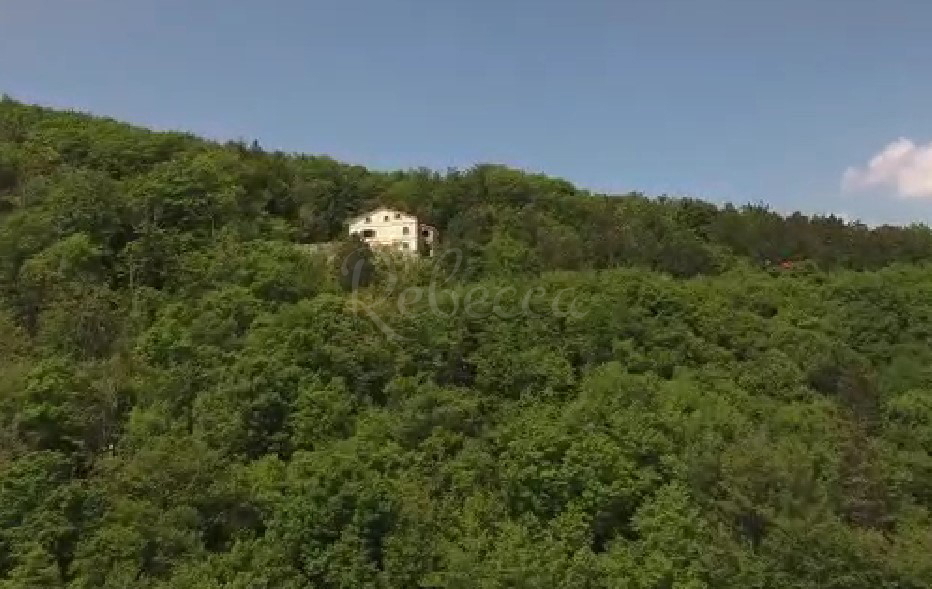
(842, 138, 932, 200)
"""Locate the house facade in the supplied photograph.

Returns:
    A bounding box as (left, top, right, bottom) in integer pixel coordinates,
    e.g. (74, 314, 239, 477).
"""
(348, 207, 436, 256)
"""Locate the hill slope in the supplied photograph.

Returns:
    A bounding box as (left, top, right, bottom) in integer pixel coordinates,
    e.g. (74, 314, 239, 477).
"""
(1, 98, 931, 588)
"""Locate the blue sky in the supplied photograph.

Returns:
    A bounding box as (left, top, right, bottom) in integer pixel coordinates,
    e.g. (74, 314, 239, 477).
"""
(3, 0, 932, 224)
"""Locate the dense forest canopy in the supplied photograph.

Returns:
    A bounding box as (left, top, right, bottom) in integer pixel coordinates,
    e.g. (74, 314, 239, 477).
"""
(1, 97, 931, 588)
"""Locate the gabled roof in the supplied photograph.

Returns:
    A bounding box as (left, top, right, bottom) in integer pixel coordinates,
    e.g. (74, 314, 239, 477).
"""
(346, 207, 418, 225)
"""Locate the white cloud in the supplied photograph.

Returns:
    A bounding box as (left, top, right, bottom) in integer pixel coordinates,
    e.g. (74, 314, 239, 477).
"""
(842, 138, 932, 200)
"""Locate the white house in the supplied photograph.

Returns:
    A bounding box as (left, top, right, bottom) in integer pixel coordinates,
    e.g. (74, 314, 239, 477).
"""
(347, 207, 437, 256)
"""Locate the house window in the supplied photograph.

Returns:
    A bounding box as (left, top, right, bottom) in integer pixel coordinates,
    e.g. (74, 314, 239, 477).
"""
(362, 229, 376, 238)
(365, 217, 371, 223)
(402, 226, 410, 235)
(421, 229, 430, 237)
(401, 242, 409, 249)
(383, 215, 389, 222)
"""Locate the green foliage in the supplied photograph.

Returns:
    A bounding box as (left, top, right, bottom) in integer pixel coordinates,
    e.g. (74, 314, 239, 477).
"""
(333, 235, 377, 292)
(0, 97, 931, 587)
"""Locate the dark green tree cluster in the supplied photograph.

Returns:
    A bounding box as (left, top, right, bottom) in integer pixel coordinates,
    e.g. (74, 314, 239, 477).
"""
(1, 97, 932, 588)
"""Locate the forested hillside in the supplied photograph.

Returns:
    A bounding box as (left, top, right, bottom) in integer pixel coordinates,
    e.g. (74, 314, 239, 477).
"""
(1, 97, 932, 588)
